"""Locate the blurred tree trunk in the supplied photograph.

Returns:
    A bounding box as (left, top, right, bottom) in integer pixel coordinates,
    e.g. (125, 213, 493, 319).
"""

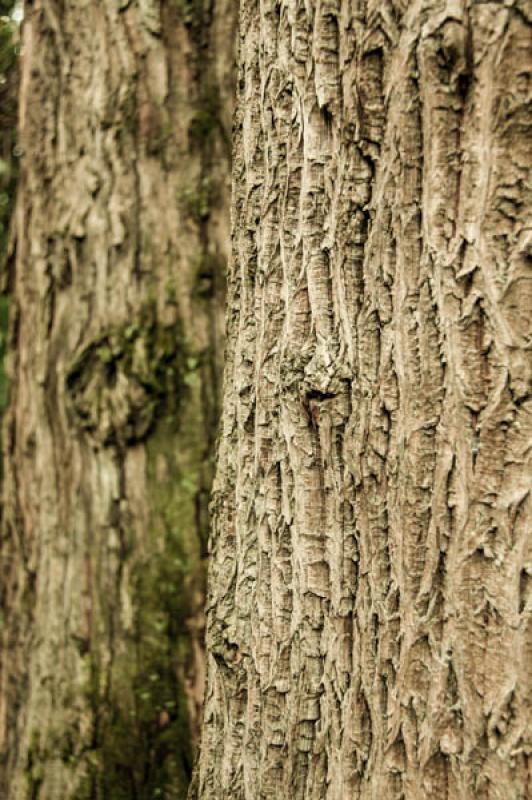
(0, 1, 235, 798)
(196, 2, 531, 799)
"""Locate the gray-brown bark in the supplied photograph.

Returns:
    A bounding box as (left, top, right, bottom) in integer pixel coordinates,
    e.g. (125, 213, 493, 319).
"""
(0, 1, 235, 798)
(196, 1, 531, 798)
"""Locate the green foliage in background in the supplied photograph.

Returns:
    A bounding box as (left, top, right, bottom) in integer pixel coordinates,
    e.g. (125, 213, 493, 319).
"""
(0, 2, 18, 413)
(0, 3, 18, 256)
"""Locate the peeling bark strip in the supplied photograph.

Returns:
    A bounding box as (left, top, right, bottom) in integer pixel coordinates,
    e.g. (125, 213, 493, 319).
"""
(197, 1, 531, 798)
(0, 1, 235, 798)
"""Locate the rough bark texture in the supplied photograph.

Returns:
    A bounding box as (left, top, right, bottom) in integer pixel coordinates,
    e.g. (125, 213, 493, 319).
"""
(197, 1, 531, 799)
(0, 1, 235, 798)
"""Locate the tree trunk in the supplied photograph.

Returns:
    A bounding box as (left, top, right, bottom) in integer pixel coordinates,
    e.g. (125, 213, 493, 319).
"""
(196, 1, 531, 799)
(0, 1, 235, 798)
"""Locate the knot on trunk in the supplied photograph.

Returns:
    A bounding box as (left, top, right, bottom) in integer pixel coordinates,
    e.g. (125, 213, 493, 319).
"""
(301, 337, 352, 397)
(65, 305, 184, 447)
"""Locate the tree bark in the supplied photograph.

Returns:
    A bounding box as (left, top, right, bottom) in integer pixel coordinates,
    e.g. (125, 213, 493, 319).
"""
(0, 1, 235, 798)
(196, 1, 531, 799)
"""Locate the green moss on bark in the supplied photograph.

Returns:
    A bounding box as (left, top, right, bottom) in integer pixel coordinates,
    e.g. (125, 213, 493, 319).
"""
(173, 0, 204, 29)
(81, 419, 203, 798)
(65, 301, 186, 448)
(73, 348, 209, 799)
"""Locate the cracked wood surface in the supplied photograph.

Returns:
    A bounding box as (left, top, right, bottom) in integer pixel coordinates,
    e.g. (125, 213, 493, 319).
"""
(196, 1, 531, 798)
(0, 1, 235, 798)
